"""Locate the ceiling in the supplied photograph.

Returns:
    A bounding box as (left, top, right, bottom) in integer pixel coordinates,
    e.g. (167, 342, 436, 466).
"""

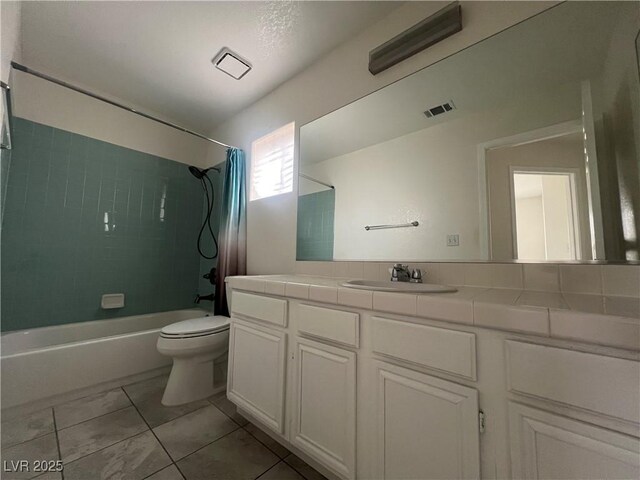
(300, 1, 626, 165)
(19, 1, 401, 132)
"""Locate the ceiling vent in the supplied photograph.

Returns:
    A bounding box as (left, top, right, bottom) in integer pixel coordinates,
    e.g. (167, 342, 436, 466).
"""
(424, 100, 456, 119)
(212, 48, 252, 80)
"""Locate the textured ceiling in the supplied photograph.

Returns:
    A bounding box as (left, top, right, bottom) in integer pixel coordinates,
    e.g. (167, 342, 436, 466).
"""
(20, 1, 401, 132)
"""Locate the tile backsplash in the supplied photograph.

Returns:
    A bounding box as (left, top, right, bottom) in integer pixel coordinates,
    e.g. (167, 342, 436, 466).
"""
(295, 261, 640, 297)
(1, 118, 207, 331)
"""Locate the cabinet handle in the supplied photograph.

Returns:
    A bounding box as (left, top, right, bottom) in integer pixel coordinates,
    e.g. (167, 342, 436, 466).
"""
(479, 410, 486, 433)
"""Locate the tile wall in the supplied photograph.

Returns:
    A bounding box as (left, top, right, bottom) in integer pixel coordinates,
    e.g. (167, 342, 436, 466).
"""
(1, 118, 210, 331)
(296, 189, 334, 261)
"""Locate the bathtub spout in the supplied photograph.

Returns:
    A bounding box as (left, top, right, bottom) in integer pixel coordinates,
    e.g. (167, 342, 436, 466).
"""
(195, 293, 215, 303)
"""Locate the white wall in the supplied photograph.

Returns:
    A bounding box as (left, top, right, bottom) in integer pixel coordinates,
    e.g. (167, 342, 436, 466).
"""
(302, 84, 580, 261)
(1, 0, 21, 128)
(0, 1, 21, 83)
(10, 72, 213, 167)
(210, 1, 557, 274)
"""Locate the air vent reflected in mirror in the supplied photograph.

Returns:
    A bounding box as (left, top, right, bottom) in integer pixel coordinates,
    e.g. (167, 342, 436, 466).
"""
(424, 100, 456, 118)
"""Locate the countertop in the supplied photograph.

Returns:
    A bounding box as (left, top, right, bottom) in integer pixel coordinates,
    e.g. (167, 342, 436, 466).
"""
(226, 275, 640, 351)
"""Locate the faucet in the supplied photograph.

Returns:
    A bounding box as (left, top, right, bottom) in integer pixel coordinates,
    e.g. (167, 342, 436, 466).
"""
(390, 264, 423, 283)
(195, 293, 215, 303)
(391, 264, 411, 282)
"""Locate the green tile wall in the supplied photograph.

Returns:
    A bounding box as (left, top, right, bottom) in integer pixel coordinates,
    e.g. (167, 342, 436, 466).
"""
(1, 117, 210, 332)
(296, 189, 335, 261)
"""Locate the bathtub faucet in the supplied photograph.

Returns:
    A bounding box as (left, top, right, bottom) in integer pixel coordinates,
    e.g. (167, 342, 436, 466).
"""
(194, 293, 215, 303)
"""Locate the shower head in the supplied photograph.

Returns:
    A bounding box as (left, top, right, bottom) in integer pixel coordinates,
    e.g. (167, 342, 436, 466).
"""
(188, 166, 220, 179)
(189, 166, 206, 179)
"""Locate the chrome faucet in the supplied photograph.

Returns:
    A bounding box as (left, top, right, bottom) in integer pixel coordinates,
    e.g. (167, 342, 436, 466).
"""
(410, 268, 423, 283)
(391, 264, 411, 282)
(390, 264, 423, 283)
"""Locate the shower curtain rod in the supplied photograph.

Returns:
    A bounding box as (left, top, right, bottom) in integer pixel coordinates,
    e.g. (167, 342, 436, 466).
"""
(299, 173, 334, 189)
(11, 62, 239, 150)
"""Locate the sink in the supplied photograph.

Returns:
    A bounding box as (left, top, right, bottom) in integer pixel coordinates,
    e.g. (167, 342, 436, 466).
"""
(341, 279, 457, 293)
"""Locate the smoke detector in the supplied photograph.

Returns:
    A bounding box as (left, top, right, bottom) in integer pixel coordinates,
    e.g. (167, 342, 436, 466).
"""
(212, 48, 252, 80)
(424, 100, 456, 118)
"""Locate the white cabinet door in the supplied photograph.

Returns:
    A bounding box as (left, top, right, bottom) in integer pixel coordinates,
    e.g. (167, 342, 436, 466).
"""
(374, 361, 480, 480)
(509, 402, 640, 480)
(291, 337, 356, 480)
(227, 319, 287, 434)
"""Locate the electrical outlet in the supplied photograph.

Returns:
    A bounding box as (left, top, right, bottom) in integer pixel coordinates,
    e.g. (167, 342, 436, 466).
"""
(447, 234, 459, 247)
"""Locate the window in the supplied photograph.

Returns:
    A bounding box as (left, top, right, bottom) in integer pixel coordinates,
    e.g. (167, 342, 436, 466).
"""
(250, 122, 295, 201)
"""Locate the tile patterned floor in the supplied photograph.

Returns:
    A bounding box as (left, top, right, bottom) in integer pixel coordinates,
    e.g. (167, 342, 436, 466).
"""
(1, 375, 327, 480)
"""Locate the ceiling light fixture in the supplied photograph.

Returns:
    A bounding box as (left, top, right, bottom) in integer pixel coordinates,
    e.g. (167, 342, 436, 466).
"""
(212, 48, 252, 80)
(369, 1, 462, 75)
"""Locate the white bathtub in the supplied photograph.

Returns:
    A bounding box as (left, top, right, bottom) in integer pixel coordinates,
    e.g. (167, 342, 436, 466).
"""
(1, 308, 211, 409)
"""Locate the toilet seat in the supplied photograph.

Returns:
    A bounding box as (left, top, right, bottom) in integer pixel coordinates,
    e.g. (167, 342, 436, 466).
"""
(160, 315, 230, 339)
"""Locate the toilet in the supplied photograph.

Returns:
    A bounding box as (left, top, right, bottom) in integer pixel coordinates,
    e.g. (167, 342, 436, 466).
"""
(157, 315, 230, 406)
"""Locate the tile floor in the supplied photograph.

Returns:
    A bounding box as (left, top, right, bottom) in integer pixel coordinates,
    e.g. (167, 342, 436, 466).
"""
(1, 375, 327, 480)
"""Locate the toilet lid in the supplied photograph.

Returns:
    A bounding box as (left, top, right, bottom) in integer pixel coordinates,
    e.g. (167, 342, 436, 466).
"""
(161, 316, 230, 338)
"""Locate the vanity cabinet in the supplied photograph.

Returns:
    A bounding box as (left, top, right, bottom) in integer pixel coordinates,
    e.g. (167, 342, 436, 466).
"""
(226, 286, 640, 480)
(291, 337, 357, 479)
(509, 403, 640, 479)
(505, 340, 640, 479)
(227, 319, 287, 434)
(374, 360, 480, 480)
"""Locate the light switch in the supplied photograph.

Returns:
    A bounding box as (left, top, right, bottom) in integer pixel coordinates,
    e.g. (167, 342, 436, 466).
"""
(447, 234, 460, 247)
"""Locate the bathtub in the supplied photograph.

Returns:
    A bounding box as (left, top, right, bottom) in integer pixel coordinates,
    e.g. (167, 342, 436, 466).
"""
(1, 308, 211, 409)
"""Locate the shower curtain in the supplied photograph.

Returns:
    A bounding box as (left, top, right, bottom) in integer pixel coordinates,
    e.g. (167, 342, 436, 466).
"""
(214, 148, 247, 316)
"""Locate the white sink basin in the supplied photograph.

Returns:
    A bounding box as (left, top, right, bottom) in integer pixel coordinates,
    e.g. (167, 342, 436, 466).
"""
(341, 279, 457, 293)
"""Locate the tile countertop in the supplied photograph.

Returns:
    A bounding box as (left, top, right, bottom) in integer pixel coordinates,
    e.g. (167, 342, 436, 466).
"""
(225, 275, 640, 352)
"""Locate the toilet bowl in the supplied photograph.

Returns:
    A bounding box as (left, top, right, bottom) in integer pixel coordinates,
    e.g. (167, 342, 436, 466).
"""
(157, 315, 230, 406)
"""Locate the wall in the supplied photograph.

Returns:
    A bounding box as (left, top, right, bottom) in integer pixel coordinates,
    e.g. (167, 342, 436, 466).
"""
(301, 84, 580, 261)
(209, 1, 557, 274)
(1, 1, 22, 224)
(11, 71, 216, 169)
(1, 117, 207, 331)
(0, 1, 21, 83)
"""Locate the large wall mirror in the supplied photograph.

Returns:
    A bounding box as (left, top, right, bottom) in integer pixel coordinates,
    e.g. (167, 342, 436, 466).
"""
(297, 2, 640, 263)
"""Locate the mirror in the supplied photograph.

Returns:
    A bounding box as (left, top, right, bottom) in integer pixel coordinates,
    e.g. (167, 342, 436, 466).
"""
(298, 2, 640, 263)
(0, 83, 12, 150)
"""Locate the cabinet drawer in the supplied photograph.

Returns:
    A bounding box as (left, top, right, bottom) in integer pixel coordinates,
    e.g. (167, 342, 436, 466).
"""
(298, 304, 359, 347)
(231, 291, 288, 327)
(372, 317, 476, 380)
(506, 340, 640, 423)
